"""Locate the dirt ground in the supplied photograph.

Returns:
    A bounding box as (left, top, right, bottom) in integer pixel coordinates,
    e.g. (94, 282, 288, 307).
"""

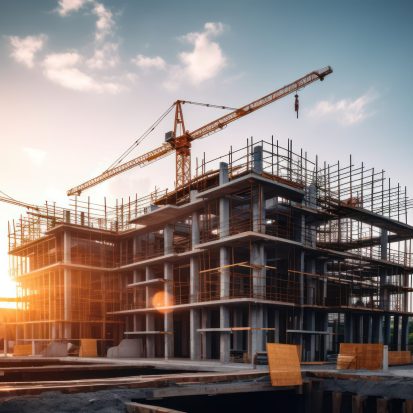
(0, 389, 138, 413)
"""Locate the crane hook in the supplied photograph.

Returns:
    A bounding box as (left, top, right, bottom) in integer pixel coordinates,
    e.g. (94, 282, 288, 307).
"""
(294, 93, 299, 119)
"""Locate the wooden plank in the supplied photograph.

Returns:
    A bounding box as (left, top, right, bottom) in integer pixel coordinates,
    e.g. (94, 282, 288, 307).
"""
(403, 400, 413, 413)
(352, 395, 365, 413)
(124, 331, 171, 335)
(266, 343, 302, 387)
(125, 401, 186, 413)
(332, 391, 342, 413)
(0, 370, 269, 397)
(377, 398, 388, 413)
(149, 381, 279, 398)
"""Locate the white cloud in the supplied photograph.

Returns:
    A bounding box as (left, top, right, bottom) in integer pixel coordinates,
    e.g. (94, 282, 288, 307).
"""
(58, 0, 114, 42)
(43, 52, 122, 93)
(178, 22, 227, 85)
(23, 147, 47, 166)
(57, 0, 89, 16)
(87, 42, 119, 69)
(92, 2, 114, 41)
(132, 54, 166, 70)
(9, 35, 46, 68)
(161, 22, 227, 90)
(307, 91, 378, 125)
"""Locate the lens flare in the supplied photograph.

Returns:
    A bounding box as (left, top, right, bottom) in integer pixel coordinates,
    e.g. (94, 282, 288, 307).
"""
(151, 291, 174, 314)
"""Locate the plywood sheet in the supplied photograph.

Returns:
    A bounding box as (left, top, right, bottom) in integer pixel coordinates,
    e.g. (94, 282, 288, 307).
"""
(266, 343, 302, 386)
(13, 344, 32, 356)
(337, 343, 383, 370)
(389, 351, 412, 365)
(79, 339, 97, 357)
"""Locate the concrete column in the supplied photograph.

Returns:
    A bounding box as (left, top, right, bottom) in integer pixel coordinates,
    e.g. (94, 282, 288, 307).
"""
(252, 145, 263, 174)
(383, 314, 391, 346)
(322, 262, 328, 307)
(365, 315, 373, 343)
(191, 194, 200, 247)
(145, 266, 155, 357)
(219, 162, 229, 238)
(297, 251, 305, 349)
(63, 231, 71, 339)
(233, 309, 244, 350)
(220, 247, 230, 363)
(403, 272, 409, 313)
(383, 345, 389, 371)
(190, 309, 201, 360)
(201, 309, 211, 360)
(392, 315, 401, 350)
(372, 315, 383, 343)
(274, 309, 280, 343)
(190, 255, 200, 359)
(250, 304, 264, 362)
(252, 184, 265, 233)
(305, 183, 317, 248)
(190, 190, 201, 360)
(344, 313, 353, 343)
(322, 312, 329, 360)
(250, 243, 265, 360)
(190, 192, 200, 303)
(306, 259, 316, 305)
(164, 224, 173, 255)
(305, 311, 316, 361)
(51, 323, 58, 340)
(251, 243, 266, 299)
(218, 163, 230, 363)
(380, 230, 389, 311)
(355, 314, 363, 343)
(164, 262, 174, 359)
(401, 316, 409, 350)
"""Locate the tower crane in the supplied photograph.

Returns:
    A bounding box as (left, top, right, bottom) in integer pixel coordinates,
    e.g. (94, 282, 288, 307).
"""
(67, 66, 333, 197)
(0, 191, 39, 210)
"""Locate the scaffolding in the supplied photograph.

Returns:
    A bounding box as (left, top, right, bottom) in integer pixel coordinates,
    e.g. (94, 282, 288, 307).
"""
(7, 138, 413, 358)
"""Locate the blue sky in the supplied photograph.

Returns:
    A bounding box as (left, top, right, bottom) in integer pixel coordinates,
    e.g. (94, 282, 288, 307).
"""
(0, 0, 412, 297)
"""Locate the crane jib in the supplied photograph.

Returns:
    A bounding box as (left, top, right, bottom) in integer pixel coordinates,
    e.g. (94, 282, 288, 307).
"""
(189, 69, 330, 141)
(67, 66, 332, 196)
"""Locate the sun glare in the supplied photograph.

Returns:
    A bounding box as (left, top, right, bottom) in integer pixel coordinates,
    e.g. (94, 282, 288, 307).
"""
(151, 291, 174, 314)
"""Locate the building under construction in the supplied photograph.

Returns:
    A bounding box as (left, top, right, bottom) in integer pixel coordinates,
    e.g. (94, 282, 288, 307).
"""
(7, 138, 413, 362)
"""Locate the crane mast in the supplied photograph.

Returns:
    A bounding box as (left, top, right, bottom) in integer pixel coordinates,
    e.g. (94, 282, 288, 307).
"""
(67, 66, 332, 196)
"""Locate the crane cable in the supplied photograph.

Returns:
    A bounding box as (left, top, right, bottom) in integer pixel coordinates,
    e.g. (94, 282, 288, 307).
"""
(0, 190, 39, 210)
(105, 103, 176, 172)
(105, 100, 235, 172)
(180, 100, 237, 111)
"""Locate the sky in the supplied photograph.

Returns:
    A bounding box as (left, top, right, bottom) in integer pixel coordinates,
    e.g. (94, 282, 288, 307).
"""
(0, 0, 412, 300)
